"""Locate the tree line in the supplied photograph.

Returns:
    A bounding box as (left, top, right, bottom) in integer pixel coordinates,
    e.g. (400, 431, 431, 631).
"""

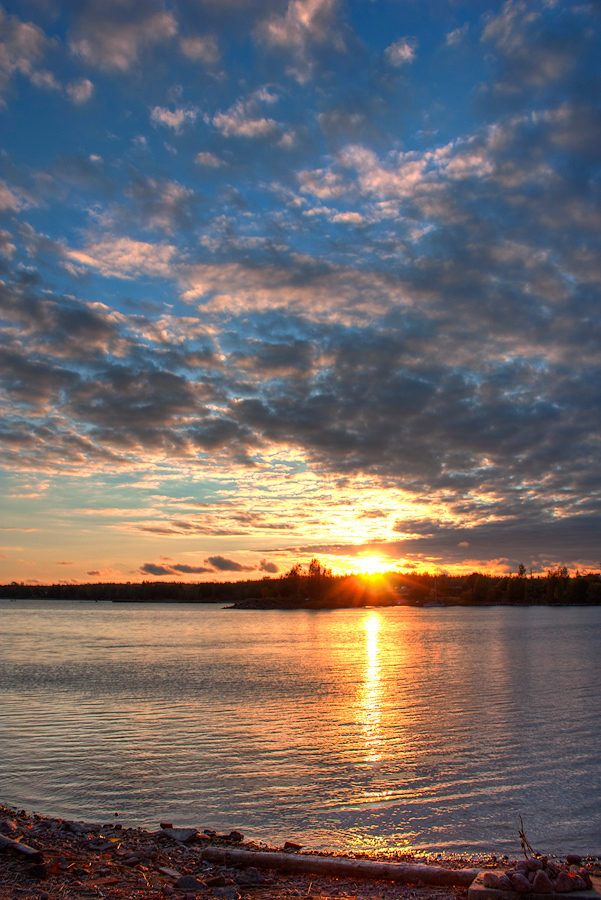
(2, 561, 600, 606)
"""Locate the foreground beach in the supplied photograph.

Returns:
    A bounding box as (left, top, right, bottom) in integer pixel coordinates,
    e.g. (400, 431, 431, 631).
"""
(1, 805, 600, 900)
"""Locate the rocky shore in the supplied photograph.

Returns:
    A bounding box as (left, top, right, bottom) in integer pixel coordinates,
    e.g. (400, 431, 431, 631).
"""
(1, 805, 599, 900)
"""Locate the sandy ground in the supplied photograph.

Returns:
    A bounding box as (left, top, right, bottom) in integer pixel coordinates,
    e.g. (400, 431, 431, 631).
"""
(1, 805, 599, 900)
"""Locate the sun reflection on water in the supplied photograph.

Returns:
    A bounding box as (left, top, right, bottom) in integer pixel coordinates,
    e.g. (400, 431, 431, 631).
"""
(359, 611, 384, 763)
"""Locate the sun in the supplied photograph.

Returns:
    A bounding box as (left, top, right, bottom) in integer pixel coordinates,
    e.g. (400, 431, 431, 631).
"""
(360, 556, 388, 576)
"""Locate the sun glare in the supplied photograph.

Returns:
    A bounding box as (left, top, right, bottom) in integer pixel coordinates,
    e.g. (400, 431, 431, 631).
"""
(360, 556, 387, 576)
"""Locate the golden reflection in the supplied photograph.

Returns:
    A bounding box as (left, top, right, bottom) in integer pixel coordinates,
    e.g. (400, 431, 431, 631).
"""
(358, 611, 383, 763)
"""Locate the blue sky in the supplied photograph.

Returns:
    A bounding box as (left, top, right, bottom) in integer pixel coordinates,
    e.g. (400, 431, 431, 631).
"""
(1, 0, 600, 584)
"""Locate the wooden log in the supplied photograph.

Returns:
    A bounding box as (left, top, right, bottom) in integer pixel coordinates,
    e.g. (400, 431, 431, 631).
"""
(199, 846, 480, 887)
(0, 832, 44, 863)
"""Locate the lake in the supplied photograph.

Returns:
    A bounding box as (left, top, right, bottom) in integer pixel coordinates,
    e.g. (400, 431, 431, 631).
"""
(0, 601, 599, 857)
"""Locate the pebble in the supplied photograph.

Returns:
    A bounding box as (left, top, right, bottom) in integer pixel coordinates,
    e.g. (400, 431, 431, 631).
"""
(212, 888, 240, 900)
(235, 866, 265, 886)
(0, 819, 19, 836)
(176, 875, 205, 892)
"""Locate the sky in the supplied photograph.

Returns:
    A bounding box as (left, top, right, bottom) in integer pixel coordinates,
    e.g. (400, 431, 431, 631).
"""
(1, 0, 600, 585)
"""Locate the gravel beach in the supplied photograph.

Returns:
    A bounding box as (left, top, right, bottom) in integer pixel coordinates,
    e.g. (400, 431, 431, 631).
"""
(1, 805, 599, 900)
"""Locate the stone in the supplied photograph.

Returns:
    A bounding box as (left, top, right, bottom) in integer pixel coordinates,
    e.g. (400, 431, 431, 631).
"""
(0, 819, 19, 836)
(469, 868, 601, 900)
(498, 876, 515, 891)
(527, 860, 544, 872)
(206, 875, 228, 887)
(483, 874, 503, 889)
(160, 827, 199, 843)
(227, 831, 244, 842)
(212, 888, 239, 900)
(511, 873, 534, 892)
(532, 871, 554, 893)
(235, 867, 264, 886)
(566, 857, 582, 867)
(556, 872, 578, 893)
(176, 876, 205, 893)
(158, 867, 182, 879)
(579, 870, 593, 890)
(284, 841, 303, 851)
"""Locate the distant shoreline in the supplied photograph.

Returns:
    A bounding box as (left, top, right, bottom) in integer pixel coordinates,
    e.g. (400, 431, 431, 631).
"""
(2, 595, 601, 608)
(3, 567, 600, 607)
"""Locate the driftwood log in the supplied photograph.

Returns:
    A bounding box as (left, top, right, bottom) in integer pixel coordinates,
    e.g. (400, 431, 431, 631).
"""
(0, 832, 44, 863)
(200, 847, 481, 887)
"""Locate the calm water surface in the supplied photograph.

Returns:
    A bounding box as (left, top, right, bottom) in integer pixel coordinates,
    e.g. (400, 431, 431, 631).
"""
(1, 601, 600, 857)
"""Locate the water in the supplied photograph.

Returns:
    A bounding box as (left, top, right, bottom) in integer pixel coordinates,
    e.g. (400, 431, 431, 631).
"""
(1, 601, 600, 857)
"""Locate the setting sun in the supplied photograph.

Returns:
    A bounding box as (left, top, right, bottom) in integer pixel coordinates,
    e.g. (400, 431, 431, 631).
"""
(360, 556, 388, 576)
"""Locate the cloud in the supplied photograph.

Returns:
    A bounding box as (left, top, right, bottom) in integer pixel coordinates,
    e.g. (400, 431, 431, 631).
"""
(0, 10, 95, 107)
(140, 562, 175, 576)
(385, 37, 417, 67)
(0, 6, 48, 101)
(195, 152, 224, 167)
(256, 0, 345, 83)
(180, 33, 220, 67)
(0, 230, 16, 258)
(1, 0, 600, 582)
(29, 68, 60, 92)
(481, 0, 582, 93)
(122, 177, 196, 235)
(178, 258, 406, 323)
(150, 106, 197, 132)
(386, 514, 601, 573)
(65, 77, 94, 104)
(0, 179, 32, 212)
(259, 558, 279, 573)
(69, 0, 177, 72)
(330, 211, 364, 225)
(213, 88, 279, 139)
(205, 555, 255, 572)
(64, 236, 178, 280)
(298, 167, 349, 199)
(445, 24, 469, 47)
